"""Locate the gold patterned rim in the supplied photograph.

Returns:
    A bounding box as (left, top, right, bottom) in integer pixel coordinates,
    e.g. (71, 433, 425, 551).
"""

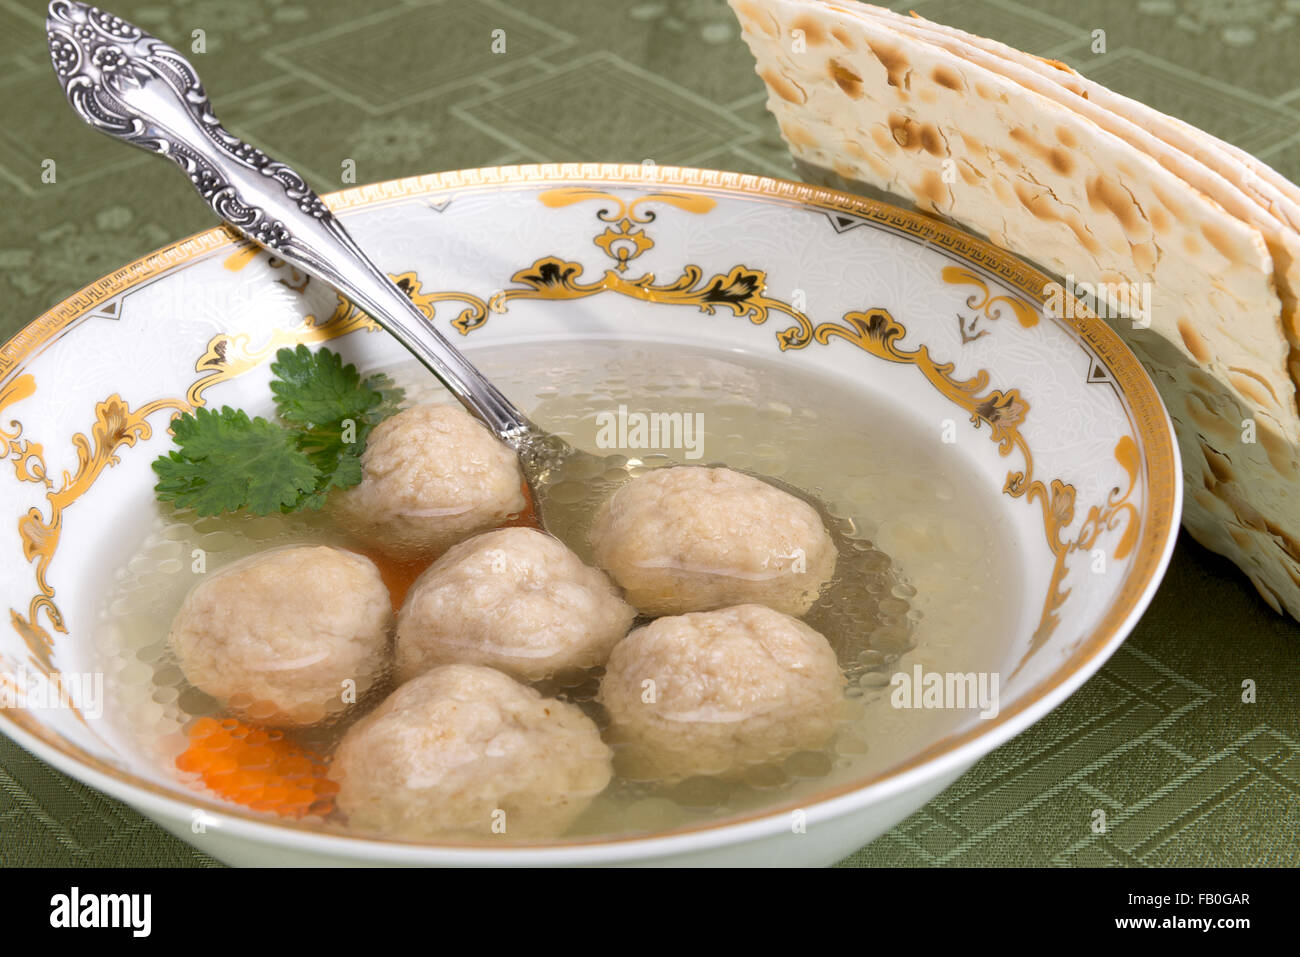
(0, 163, 1181, 854)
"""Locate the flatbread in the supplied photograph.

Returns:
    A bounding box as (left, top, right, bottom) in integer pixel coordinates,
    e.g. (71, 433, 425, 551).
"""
(831, 2, 1300, 615)
(729, 0, 1300, 616)
(1174, 124, 1300, 230)
(878, 11, 1300, 233)
(838, 3, 1300, 386)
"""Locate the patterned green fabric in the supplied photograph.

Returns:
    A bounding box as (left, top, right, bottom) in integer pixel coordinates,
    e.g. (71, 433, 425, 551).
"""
(1, 0, 1297, 867)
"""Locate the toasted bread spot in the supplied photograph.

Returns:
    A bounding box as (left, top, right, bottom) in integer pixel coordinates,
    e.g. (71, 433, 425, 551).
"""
(1131, 240, 1157, 274)
(791, 13, 828, 45)
(1264, 520, 1300, 561)
(1177, 318, 1212, 363)
(735, 1, 779, 38)
(763, 68, 806, 104)
(1256, 416, 1295, 475)
(1191, 488, 1231, 522)
(919, 124, 945, 156)
(1048, 147, 1074, 175)
(828, 58, 863, 98)
(1056, 126, 1078, 148)
(780, 118, 818, 148)
(732, 1, 767, 34)
(932, 65, 964, 91)
(1008, 126, 1074, 176)
(1013, 179, 1055, 219)
(1149, 204, 1170, 233)
(1183, 233, 1203, 256)
(1201, 222, 1245, 264)
(1185, 393, 1238, 444)
(889, 113, 919, 149)
(1003, 187, 1097, 254)
(915, 168, 948, 210)
(1068, 218, 1102, 255)
(1228, 366, 1282, 409)
(830, 25, 853, 46)
(1201, 443, 1235, 484)
(871, 124, 898, 154)
(1226, 489, 1267, 526)
(1086, 174, 1142, 233)
(868, 40, 910, 89)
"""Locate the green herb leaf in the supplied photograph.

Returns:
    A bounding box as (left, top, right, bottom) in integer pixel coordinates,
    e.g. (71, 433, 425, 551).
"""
(152, 406, 320, 516)
(153, 346, 405, 518)
(270, 344, 403, 432)
(269, 344, 404, 497)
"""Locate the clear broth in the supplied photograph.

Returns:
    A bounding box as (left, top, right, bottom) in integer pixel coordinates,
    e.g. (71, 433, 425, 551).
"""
(93, 340, 1024, 841)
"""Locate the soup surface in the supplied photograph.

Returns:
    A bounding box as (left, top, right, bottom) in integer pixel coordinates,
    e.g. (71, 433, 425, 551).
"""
(93, 339, 1024, 841)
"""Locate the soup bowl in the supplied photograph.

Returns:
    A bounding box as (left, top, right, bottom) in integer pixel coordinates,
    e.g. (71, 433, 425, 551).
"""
(0, 163, 1180, 866)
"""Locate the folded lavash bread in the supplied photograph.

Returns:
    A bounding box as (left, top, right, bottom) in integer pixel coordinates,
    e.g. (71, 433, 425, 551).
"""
(836, 3, 1300, 387)
(858, 8, 1300, 236)
(837, 4, 1300, 230)
(728, 0, 1300, 616)
(828, 2, 1300, 615)
(1179, 126, 1300, 228)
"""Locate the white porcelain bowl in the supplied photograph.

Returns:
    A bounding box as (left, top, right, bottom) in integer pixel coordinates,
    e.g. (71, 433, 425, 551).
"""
(0, 164, 1180, 866)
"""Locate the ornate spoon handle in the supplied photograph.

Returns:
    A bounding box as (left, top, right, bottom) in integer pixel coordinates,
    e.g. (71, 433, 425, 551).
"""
(45, 0, 533, 443)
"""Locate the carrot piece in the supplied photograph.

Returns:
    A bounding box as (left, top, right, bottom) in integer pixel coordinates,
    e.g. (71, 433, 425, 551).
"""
(503, 478, 540, 530)
(363, 552, 431, 610)
(360, 479, 540, 610)
(176, 716, 337, 819)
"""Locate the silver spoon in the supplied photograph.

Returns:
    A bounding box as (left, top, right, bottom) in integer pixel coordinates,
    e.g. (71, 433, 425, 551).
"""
(43, 0, 599, 529)
(43, 1, 853, 563)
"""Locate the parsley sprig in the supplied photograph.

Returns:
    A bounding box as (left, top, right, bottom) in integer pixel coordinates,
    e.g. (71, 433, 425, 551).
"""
(153, 345, 404, 516)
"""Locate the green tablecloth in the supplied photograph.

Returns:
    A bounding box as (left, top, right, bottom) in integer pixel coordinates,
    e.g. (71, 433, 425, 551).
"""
(1, 0, 1298, 867)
